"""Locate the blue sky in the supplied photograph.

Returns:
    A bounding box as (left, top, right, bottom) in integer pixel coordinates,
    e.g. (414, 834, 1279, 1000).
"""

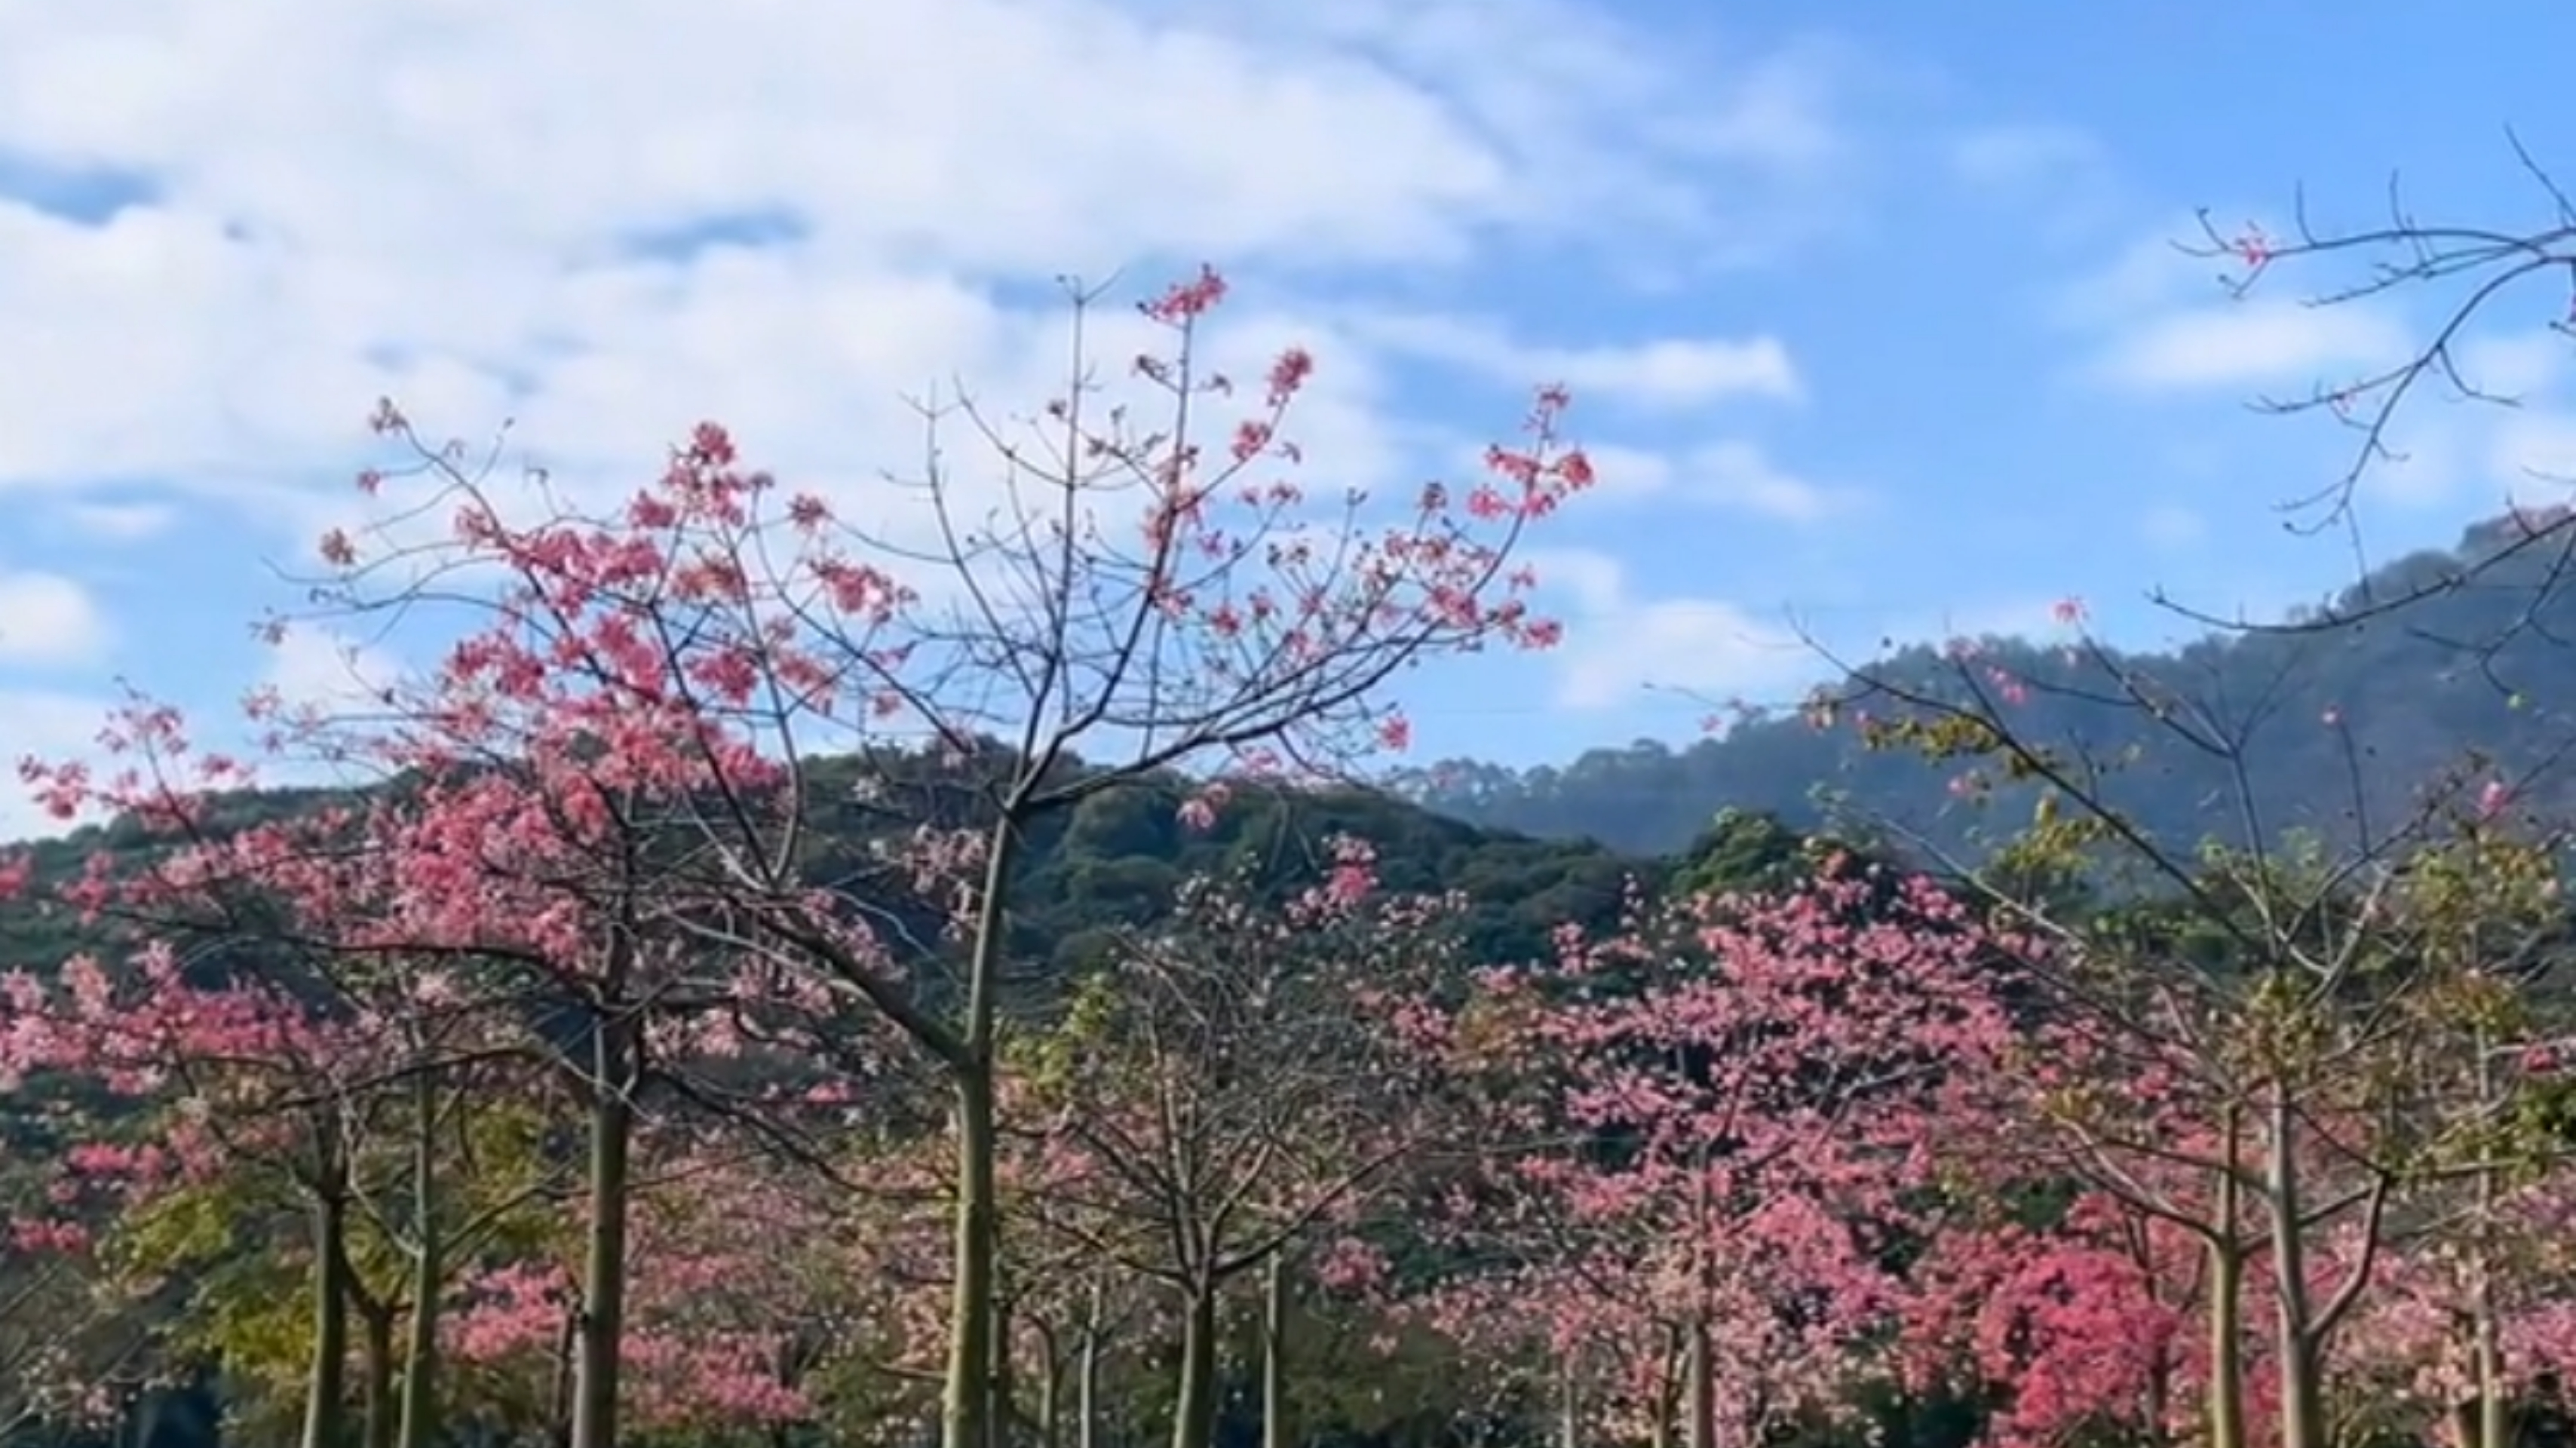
(2, 0, 2573, 837)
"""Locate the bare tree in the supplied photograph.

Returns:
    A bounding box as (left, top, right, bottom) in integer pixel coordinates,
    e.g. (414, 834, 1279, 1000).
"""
(1011, 842, 1470, 1448)
(2157, 135, 2576, 671)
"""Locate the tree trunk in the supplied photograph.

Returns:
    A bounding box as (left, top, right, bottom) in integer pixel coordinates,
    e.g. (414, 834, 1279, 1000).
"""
(949, 1060, 1002, 1448)
(947, 817, 1021, 1448)
(1261, 1253, 1290, 1448)
(2475, 1336, 2507, 1448)
(302, 1190, 353, 1448)
(994, 1293, 1018, 1448)
(1169, 1285, 1220, 1448)
(549, 1308, 577, 1448)
(360, 1306, 397, 1448)
(2208, 1236, 2246, 1448)
(399, 1073, 444, 1448)
(1035, 1321, 1062, 1448)
(1648, 1341, 1679, 1448)
(2206, 1104, 2246, 1448)
(1682, 1317, 1714, 1448)
(569, 1023, 636, 1448)
(2144, 1348, 2172, 1448)
(1559, 1355, 1582, 1448)
(2265, 1086, 2327, 1448)
(1077, 1283, 1103, 1448)
(2473, 1038, 2508, 1448)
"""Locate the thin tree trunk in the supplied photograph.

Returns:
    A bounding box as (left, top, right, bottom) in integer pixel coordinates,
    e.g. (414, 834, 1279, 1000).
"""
(948, 818, 1021, 1448)
(303, 1189, 353, 1448)
(1648, 1336, 1680, 1448)
(994, 1293, 1018, 1448)
(1682, 1317, 1714, 1448)
(2209, 1237, 2246, 1448)
(2144, 1349, 2171, 1448)
(952, 1060, 1002, 1448)
(1035, 1322, 1062, 1448)
(1077, 1281, 1103, 1448)
(1035, 1339, 1056, 1443)
(1261, 1253, 1290, 1448)
(2474, 1318, 2507, 1448)
(1558, 1355, 1582, 1448)
(569, 1021, 636, 1448)
(549, 1308, 577, 1448)
(360, 1307, 397, 1448)
(2210, 1104, 2248, 1448)
(2473, 1035, 2508, 1448)
(1169, 1286, 1220, 1448)
(399, 1066, 444, 1448)
(2265, 1085, 2327, 1448)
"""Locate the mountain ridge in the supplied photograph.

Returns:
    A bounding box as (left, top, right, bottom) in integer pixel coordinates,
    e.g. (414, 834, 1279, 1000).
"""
(1404, 511, 2576, 856)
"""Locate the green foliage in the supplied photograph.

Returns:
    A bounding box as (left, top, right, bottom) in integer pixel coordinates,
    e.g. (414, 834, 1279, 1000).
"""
(95, 1164, 311, 1397)
(1, 753, 1641, 1009)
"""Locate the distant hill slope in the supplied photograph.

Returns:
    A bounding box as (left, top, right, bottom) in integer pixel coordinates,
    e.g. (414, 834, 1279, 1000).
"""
(0, 751, 1646, 981)
(13, 513, 2566, 969)
(1406, 514, 2576, 857)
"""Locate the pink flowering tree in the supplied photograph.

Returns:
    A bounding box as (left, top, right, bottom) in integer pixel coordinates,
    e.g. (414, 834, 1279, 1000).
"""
(1437, 858, 2020, 1448)
(1010, 836, 1474, 1448)
(1903, 1186, 2217, 1448)
(0, 934, 398, 1448)
(1811, 584, 2576, 1448)
(0, 778, 586, 1448)
(0, 1054, 164, 1434)
(5, 689, 814, 1448)
(2335, 1169, 2576, 1448)
(444, 1143, 879, 1446)
(285, 265, 1590, 1448)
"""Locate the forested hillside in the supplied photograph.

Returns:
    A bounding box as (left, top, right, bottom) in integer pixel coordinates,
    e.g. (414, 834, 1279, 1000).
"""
(0, 749, 1648, 990)
(1409, 514, 2576, 855)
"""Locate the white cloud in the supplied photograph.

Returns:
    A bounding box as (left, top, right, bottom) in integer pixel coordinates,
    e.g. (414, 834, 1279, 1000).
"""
(1358, 312, 1801, 410)
(0, 630, 409, 845)
(0, 0, 1849, 551)
(1522, 546, 1629, 617)
(2341, 375, 2576, 511)
(2460, 333, 2567, 400)
(1676, 440, 1852, 521)
(1940, 121, 2124, 249)
(2489, 410, 2576, 497)
(1498, 439, 1851, 522)
(1567, 443, 1683, 506)
(1520, 547, 1810, 709)
(59, 499, 178, 540)
(1946, 123, 2103, 192)
(2096, 299, 2408, 391)
(2047, 227, 2217, 331)
(2141, 503, 2206, 549)
(260, 624, 403, 718)
(2052, 215, 2405, 394)
(0, 568, 110, 664)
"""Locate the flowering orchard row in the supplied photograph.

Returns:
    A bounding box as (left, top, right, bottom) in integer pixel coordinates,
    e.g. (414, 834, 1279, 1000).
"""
(0, 269, 2569, 1448)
